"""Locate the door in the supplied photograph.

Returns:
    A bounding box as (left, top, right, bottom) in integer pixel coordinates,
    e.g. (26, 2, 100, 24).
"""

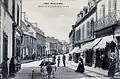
(3, 32, 8, 61)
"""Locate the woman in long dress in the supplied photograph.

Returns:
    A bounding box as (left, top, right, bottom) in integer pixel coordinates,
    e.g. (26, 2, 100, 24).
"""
(75, 56, 85, 73)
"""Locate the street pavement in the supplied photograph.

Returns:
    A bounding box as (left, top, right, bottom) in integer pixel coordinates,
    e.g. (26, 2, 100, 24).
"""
(9, 55, 112, 79)
(10, 66, 89, 79)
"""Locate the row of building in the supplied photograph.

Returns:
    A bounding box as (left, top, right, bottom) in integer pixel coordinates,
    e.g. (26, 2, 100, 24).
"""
(69, 0, 120, 71)
(21, 14, 69, 59)
(0, 0, 69, 75)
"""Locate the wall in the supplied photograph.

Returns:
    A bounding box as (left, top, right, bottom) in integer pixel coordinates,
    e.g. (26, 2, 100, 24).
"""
(0, 1, 13, 63)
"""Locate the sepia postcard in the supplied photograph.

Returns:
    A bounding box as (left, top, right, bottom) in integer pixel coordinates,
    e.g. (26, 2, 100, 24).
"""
(0, 0, 120, 79)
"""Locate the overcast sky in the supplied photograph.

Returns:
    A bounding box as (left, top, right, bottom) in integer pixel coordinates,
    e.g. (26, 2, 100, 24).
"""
(22, 0, 88, 42)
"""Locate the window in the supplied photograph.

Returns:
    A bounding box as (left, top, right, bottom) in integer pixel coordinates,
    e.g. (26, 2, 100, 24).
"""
(87, 22, 90, 37)
(4, 0, 8, 10)
(82, 25, 84, 40)
(12, 0, 15, 20)
(17, 5, 19, 25)
(79, 28, 81, 41)
(91, 20, 94, 36)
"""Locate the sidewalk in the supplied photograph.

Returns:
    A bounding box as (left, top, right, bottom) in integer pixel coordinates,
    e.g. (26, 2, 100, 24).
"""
(21, 59, 40, 64)
(67, 61, 108, 77)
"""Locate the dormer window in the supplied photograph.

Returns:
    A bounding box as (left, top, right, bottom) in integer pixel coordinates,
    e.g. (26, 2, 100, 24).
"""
(80, 11, 83, 18)
(88, 0, 94, 10)
(83, 6, 88, 14)
(77, 13, 80, 18)
(27, 25, 30, 27)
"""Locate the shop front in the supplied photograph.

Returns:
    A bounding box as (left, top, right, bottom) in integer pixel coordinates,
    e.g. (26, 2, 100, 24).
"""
(94, 35, 118, 70)
(69, 47, 81, 63)
(80, 38, 102, 67)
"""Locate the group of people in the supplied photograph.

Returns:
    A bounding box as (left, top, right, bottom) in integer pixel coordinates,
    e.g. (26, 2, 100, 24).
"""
(1, 57, 17, 79)
(39, 54, 66, 79)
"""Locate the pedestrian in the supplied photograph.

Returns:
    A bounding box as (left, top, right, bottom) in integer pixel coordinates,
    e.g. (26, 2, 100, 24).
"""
(108, 53, 116, 78)
(57, 56, 60, 67)
(1, 57, 9, 79)
(52, 55, 56, 64)
(75, 55, 85, 73)
(62, 54, 66, 67)
(46, 62, 52, 79)
(32, 53, 35, 61)
(9, 57, 15, 77)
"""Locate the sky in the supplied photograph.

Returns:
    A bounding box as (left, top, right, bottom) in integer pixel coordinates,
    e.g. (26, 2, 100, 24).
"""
(22, 0, 88, 42)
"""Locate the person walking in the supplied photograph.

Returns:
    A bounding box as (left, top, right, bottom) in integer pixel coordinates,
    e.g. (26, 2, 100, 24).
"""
(75, 56, 85, 73)
(57, 56, 60, 67)
(9, 57, 15, 77)
(46, 63, 52, 79)
(62, 54, 66, 67)
(1, 57, 9, 79)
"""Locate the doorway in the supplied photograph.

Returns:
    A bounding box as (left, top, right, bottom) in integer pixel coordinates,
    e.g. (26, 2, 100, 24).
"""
(3, 32, 8, 61)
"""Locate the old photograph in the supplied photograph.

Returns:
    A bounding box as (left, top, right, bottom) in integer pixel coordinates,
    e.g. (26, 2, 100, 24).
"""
(0, 0, 120, 79)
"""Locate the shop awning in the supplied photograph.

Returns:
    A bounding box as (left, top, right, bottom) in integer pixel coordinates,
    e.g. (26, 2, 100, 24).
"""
(94, 35, 114, 49)
(80, 38, 102, 51)
(69, 47, 80, 54)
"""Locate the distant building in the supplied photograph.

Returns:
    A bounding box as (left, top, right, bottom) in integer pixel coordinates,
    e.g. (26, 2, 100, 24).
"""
(21, 15, 37, 60)
(61, 40, 69, 54)
(46, 36, 63, 56)
(32, 24, 46, 58)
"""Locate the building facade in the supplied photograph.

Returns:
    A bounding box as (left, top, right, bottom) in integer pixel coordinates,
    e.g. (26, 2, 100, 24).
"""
(69, 0, 120, 71)
(0, 0, 22, 73)
(33, 25, 46, 58)
(46, 36, 63, 56)
(21, 17, 37, 60)
(61, 40, 69, 54)
(93, 0, 120, 70)
(70, 0, 97, 63)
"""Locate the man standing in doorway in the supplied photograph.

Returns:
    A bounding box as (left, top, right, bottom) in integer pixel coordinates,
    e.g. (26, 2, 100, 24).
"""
(62, 54, 66, 67)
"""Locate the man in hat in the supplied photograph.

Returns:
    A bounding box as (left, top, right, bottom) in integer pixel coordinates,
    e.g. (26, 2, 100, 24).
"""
(1, 57, 9, 79)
